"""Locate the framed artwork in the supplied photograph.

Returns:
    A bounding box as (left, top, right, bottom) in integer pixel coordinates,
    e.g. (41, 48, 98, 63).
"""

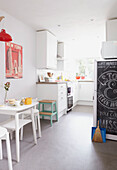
(39, 75, 45, 82)
(5, 42, 23, 79)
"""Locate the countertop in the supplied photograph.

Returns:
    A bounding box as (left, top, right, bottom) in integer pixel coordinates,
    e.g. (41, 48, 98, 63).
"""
(36, 82, 67, 84)
(36, 80, 94, 84)
(78, 80, 94, 82)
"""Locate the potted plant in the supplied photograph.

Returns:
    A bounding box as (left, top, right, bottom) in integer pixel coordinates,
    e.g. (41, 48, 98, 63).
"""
(4, 82, 10, 104)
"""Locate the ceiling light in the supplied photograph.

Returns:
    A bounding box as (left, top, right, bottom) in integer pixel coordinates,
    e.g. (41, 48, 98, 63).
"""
(58, 25, 61, 27)
(0, 16, 12, 42)
(90, 19, 94, 21)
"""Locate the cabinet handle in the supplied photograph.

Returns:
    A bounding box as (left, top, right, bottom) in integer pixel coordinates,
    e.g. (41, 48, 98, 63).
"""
(61, 97, 63, 99)
(61, 92, 63, 94)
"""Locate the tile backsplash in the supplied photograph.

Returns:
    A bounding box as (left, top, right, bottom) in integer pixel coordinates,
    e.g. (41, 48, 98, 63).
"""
(37, 69, 77, 82)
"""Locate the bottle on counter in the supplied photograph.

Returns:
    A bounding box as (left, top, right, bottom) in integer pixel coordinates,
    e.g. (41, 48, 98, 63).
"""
(61, 73, 63, 81)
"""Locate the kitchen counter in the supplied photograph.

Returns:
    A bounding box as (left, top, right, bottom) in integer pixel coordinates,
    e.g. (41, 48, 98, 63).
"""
(36, 82, 67, 84)
(78, 80, 94, 82)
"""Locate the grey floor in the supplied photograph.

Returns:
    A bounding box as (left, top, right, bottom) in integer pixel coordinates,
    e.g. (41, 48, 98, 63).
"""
(1, 106, 117, 170)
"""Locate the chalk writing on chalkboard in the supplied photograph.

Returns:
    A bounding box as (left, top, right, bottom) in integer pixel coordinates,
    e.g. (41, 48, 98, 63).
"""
(98, 70, 117, 109)
(97, 61, 117, 135)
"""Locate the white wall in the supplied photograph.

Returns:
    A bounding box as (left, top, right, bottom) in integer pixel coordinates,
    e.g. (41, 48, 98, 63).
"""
(0, 9, 36, 121)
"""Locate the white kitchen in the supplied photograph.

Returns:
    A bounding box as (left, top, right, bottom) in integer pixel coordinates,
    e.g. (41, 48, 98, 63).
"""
(0, 1, 117, 170)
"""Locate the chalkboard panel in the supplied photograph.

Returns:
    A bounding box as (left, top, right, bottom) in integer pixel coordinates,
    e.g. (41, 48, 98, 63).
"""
(97, 61, 117, 135)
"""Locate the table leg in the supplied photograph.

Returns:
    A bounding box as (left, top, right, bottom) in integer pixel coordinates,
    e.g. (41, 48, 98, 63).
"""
(15, 114, 20, 162)
(31, 108, 37, 144)
(37, 113, 42, 138)
(20, 114, 24, 141)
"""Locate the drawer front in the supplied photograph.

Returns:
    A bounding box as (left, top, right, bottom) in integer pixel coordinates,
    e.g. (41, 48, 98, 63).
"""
(58, 94, 66, 102)
(58, 84, 66, 91)
(58, 95, 67, 112)
(58, 89, 66, 97)
(58, 84, 67, 112)
(58, 100, 67, 112)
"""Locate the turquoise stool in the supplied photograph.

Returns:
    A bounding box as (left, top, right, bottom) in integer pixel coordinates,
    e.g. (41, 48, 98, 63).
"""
(39, 100, 58, 126)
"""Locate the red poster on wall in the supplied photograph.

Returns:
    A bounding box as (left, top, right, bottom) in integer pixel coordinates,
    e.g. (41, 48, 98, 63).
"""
(5, 42, 23, 79)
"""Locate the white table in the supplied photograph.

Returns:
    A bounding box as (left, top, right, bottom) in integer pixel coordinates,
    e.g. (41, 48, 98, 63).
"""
(0, 102, 41, 162)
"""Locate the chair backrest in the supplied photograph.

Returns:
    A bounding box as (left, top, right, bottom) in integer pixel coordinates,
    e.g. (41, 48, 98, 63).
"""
(0, 126, 7, 138)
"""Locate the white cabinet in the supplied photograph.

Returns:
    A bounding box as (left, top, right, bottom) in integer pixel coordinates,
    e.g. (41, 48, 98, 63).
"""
(36, 83, 67, 118)
(78, 81, 94, 103)
(36, 31, 57, 69)
(57, 59, 64, 71)
(58, 84, 67, 114)
(57, 42, 65, 59)
(57, 42, 65, 71)
(106, 20, 117, 41)
(72, 82, 79, 106)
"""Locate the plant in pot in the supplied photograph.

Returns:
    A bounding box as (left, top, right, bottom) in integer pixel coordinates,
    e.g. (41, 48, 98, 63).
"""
(4, 82, 10, 104)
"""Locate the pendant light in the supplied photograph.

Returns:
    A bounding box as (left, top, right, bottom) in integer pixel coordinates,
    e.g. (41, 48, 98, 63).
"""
(0, 16, 12, 42)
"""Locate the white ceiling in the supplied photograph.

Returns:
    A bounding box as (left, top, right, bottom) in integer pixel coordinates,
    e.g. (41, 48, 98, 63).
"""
(0, 0, 117, 42)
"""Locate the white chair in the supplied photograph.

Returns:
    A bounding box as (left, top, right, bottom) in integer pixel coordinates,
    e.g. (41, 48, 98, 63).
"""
(0, 115, 37, 162)
(0, 126, 13, 170)
(20, 109, 41, 140)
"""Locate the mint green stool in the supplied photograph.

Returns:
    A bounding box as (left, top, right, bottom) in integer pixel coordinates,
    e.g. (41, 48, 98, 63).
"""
(39, 100, 58, 126)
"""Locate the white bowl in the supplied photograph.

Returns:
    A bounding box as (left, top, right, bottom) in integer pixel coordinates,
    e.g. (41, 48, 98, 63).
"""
(15, 101, 20, 106)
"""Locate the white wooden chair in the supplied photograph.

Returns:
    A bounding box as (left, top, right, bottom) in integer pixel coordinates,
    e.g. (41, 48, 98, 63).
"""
(0, 126, 13, 170)
(20, 109, 41, 140)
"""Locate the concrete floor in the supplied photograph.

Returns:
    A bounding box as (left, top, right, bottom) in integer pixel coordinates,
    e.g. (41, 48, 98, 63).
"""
(1, 106, 117, 170)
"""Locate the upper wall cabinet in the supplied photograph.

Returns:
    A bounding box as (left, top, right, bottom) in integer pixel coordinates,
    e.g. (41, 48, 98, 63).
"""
(57, 42, 65, 59)
(106, 20, 117, 41)
(36, 31, 57, 69)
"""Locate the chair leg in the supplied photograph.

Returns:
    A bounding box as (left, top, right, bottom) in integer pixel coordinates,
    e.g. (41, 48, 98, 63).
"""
(0, 139, 3, 160)
(9, 130, 14, 141)
(55, 103, 58, 121)
(38, 103, 40, 112)
(35, 115, 37, 130)
(6, 132, 13, 170)
(56, 113, 58, 122)
(42, 115, 44, 120)
(50, 116, 53, 126)
(31, 108, 37, 145)
(42, 104, 44, 112)
(15, 114, 20, 163)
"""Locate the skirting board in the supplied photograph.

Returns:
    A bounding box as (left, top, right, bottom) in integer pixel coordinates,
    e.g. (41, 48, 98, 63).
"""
(77, 101, 93, 106)
(106, 134, 117, 141)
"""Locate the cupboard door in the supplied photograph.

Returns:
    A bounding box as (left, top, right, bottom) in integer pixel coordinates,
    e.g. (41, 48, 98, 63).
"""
(36, 31, 47, 69)
(73, 82, 79, 105)
(78, 82, 94, 101)
(47, 32, 57, 69)
(36, 31, 57, 69)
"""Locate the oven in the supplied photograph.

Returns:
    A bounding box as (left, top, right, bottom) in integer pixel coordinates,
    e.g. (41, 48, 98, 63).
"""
(67, 96, 73, 111)
(67, 82, 73, 111)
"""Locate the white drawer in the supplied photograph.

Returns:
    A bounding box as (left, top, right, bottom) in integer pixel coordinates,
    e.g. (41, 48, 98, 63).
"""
(58, 93, 67, 112)
(58, 94, 66, 102)
(58, 90, 66, 97)
(58, 84, 66, 91)
(58, 99, 67, 112)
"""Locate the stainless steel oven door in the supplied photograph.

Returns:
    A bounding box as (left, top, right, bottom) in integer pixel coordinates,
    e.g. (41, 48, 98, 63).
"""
(67, 87, 71, 96)
(67, 96, 73, 111)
